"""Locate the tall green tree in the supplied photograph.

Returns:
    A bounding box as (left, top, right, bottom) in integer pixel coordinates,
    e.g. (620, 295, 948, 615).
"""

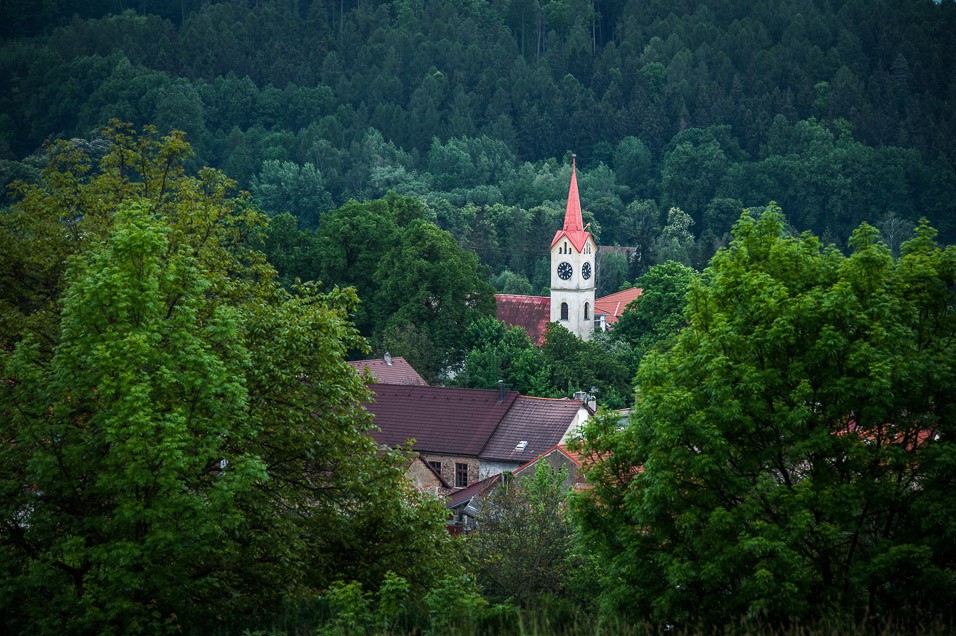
(455, 316, 555, 397)
(0, 124, 453, 632)
(541, 323, 632, 410)
(576, 207, 956, 627)
(467, 463, 591, 606)
(373, 218, 496, 381)
(612, 260, 698, 374)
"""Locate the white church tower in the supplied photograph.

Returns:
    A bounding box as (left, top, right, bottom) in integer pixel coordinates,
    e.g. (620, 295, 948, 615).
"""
(550, 156, 595, 340)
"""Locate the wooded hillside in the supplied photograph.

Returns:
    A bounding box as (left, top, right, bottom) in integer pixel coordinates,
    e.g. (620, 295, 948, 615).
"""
(2, 0, 955, 273)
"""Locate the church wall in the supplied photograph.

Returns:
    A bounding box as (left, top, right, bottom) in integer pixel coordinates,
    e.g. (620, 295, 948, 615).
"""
(550, 236, 596, 340)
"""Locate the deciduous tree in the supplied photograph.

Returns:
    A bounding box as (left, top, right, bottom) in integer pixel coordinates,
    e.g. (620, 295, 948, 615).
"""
(576, 207, 956, 627)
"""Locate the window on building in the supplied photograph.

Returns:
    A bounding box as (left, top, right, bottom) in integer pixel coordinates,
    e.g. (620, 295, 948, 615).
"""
(560, 302, 569, 320)
(455, 463, 468, 487)
(428, 460, 442, 476)
(584, 302, 590, 320)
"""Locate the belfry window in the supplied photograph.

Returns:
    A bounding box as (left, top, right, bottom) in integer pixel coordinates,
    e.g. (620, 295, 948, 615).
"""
(561, 302, 569, 320)
(584, 302, 590, 320)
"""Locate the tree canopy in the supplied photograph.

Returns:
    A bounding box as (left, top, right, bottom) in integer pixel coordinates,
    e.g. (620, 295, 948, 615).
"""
(2, 0, 955, 277)
(575, 207, 956, 627)
(0, 125, 453, 633)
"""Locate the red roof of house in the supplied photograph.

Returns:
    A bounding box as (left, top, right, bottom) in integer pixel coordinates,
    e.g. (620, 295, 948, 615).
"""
(365, 384, 519, 456)
(447, 473, 502, 508)
(513, 444, 585, 474)
(349, 355, 428, 386)
(480, 397, 587, 463)
(495, 294, 550, 345)
(594, 287, 642, 326)
(551, 157, 592, 252)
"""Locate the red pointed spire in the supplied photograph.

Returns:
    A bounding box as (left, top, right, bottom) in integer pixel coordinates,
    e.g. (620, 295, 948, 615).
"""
(551, 154, 592, 251)
(563, 154, 583, 232)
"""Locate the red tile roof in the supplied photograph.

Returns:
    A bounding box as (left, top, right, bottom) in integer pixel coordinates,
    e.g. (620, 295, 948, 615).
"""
(349, 356, 428, 386)
(594, 287, 642, 326)
(495, 294, 550, 345)
(480, 397, 587, 463)
(447, 473, 502, 508)
(513, 444, 585, 474)
(365, 384, 519, 456)
(551, 157, 593, 253)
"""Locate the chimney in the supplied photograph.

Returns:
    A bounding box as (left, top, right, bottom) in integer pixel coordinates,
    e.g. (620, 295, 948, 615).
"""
(384, 352, 392, 366)
(497, 380, 505, 403)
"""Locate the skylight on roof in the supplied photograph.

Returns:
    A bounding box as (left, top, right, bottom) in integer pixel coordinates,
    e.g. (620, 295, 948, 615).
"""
(515, 441, 528, 451)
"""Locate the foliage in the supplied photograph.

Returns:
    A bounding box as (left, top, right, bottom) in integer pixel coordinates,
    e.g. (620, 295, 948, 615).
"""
(373, 217, 497, 380)
(1, 0, 955, 276)
(264, 193, 497, 380)
(466, 464, 588, 606)
(0, 125, 453, 633)
(575, 207, 956, 628)
(612, 260, 699, 374)
(315, 573, 412, 636)
(455, 317, 555, 397)
(422, 573, 489, 635)
(541, 323, 632, 410)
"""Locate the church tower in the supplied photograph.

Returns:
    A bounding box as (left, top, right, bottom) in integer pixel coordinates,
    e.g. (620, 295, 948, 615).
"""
(550, 156, 595, 340)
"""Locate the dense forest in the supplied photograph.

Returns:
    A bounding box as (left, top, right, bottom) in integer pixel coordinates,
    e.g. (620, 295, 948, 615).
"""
(2, 0, 956, 267)
(3, 1, 956, 634)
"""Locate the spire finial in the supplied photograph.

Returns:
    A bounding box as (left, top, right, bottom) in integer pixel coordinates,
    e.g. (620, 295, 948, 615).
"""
(572, 153, 576, 171)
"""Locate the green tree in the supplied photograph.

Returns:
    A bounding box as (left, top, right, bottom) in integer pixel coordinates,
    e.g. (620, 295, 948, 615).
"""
(541, 323, 632, 410)
(456, 316, 555, 397)
(576, 208, 956, 627)
(252, 159, 333, 230)
(373, 219, 496, 381)
(467, 464, 583, 605)
(612, 260, 698, 373)
(2, 205, 261, 633)
(653, 206, 695, 266)
(0, 125, 453, 632)
(261, 211, 323, 288)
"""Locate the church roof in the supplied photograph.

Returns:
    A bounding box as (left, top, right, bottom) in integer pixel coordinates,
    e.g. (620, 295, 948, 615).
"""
(480, 396, 587, 464)
(550, 156, 593, 252)
(594, 287, 643, 326)
(348, 355, 428, 386)
(495, 294, 550, 345)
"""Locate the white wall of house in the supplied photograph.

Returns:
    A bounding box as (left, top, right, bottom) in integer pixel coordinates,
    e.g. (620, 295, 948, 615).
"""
(479, 460, 521, 480)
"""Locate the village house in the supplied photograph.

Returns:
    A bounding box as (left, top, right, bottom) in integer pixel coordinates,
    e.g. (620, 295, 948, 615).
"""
(362, 382, 591, 491)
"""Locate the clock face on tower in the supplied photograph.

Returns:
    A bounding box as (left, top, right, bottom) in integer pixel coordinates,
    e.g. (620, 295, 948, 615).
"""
(582, 262, 592, 280)
(557, 261, 573, 280)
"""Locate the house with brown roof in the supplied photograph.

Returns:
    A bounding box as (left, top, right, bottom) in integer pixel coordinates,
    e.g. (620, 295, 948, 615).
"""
(479, 397, 590, 478)
(349, 353, 428, 386)
(363, 383, 590, 491)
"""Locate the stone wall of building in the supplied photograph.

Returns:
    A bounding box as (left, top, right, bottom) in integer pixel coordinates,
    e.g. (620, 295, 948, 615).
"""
(419, 453, 480, 489)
